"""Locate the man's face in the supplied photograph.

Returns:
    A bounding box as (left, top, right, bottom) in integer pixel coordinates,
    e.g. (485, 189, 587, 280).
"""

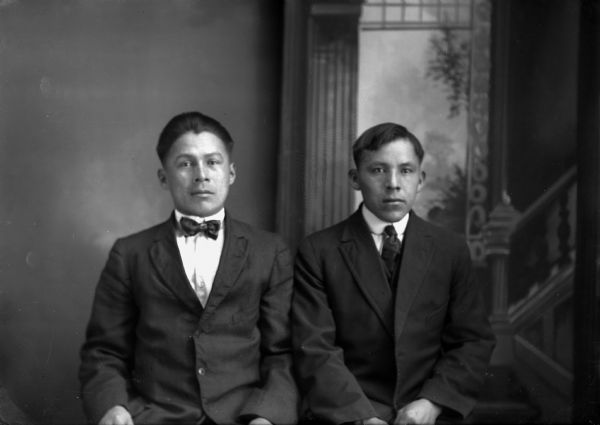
(349, 138, 425, 223)
(158, 131, 235, 218)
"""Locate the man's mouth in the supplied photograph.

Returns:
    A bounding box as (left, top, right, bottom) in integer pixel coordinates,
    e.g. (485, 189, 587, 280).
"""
(191, 190, 213, 196)
(383, 198, 404, 204)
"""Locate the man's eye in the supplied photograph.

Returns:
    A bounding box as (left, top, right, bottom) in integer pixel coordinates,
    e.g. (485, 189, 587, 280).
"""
(401, 168, 413, 174)
(371, 167, 384, 174)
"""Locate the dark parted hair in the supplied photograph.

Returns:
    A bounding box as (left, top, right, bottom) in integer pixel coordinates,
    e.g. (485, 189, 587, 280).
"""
(352, 122, 425, 167)
(156, 111, 234, 163)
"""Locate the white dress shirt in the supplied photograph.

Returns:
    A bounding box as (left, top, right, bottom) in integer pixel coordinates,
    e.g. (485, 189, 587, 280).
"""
(361, 204, 409, 253)
(174, 208, 225, 306)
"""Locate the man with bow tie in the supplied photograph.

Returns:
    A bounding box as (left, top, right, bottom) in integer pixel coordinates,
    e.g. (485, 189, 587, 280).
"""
(79, 111, 298, 425)
(291, 123, 495, 425)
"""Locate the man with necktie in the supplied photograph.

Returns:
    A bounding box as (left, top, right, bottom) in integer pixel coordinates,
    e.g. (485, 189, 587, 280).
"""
(292, 123, 495, 425)
(79, 111, 298, 425)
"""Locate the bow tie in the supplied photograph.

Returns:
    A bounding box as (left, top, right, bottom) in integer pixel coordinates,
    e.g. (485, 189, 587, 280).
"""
(180, 217, 221, 240)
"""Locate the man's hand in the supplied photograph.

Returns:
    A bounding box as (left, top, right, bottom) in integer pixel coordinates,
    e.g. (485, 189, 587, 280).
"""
(98, 405, 133, 425)
(248, 417, 273, 425)
(394, 399, 442, 425)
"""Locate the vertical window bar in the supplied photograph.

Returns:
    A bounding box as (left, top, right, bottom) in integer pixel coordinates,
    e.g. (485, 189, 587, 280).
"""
(455, 0, 461, 23)
(401, 0, 406, 22)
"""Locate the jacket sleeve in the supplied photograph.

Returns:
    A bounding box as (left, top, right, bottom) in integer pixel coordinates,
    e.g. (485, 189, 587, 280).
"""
(417, 240, 496, 418)
(79, 240, 138, 424)
(238, 242, 299, 425)
(291, 237, 378, 424)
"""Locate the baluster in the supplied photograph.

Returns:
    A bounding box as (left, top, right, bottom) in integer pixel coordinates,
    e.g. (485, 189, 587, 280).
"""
(483, 192, 520, 364)
(533, 219, 550, 284)
(557, 192, 571, 267)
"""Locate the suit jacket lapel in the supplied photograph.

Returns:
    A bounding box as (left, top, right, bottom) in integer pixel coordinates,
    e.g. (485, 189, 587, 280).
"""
(202, 214, 248, 315)
(339, 210, 394, 338)
(149, 215, 204, 315)
(394, 213, 434, 338)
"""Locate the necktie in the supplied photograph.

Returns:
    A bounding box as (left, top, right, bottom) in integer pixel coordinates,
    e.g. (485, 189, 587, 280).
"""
(180, 217, 221, 240)
(381, 224, 402, 282)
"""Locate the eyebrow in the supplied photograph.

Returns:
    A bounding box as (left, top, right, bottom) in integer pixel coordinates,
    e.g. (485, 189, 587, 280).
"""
(174, 152, 224, 160)
(367, 160, 417, 167)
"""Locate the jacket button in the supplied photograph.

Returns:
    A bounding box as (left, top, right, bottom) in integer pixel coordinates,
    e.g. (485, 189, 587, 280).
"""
(198, 367, 205, 376)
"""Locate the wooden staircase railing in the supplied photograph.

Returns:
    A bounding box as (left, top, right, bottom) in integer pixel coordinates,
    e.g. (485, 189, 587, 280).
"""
(481, 166, 576, 423)
(508, 167, 577, 308)
(508, 167, 576, 370)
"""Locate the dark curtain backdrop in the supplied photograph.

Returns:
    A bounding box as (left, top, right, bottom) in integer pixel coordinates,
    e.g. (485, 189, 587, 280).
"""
(0, 1, 282, 423)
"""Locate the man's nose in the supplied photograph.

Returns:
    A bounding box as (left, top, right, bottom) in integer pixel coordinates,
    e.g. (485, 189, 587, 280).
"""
(386, 170, 400, 189)
(194, 164, 208, 182)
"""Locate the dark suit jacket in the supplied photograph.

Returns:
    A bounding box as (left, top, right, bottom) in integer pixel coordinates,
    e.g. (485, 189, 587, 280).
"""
(291, 209, 495, 424)
(79, 213, 298, 425)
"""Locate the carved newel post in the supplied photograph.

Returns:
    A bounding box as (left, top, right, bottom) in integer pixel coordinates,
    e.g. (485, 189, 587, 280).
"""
(482, 192, 520, 364)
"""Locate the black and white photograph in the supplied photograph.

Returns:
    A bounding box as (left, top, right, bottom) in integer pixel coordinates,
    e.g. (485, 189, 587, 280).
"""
(0, 1, 598, 424)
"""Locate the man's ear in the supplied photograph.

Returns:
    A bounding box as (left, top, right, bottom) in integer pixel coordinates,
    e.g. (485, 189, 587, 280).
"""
(417, 170, 426, 192)
(157, 168, 168, 189)
(229, 162, 236, 185)
(348, 168, 360, 191)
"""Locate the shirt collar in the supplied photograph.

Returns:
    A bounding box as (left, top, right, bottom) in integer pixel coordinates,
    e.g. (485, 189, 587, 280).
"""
(361, 203, 409, 236)
(174, 208, 225, 226)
